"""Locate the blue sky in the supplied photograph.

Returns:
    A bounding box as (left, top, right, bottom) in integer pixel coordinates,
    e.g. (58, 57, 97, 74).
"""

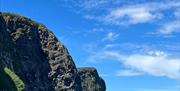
(1, 0, 180, 91)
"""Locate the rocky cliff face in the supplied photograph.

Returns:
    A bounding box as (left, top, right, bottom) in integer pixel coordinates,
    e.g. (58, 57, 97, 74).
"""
(0, 12, 106, 91)
(77, 68, 106, 91)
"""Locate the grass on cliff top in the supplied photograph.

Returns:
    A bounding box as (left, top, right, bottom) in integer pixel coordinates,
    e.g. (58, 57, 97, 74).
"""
(1, 12, 48, 30)
(0, 64, 25, 91)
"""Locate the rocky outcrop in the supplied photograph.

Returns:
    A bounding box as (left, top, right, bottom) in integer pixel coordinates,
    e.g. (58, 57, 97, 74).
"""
(0, 12, 106, 91)
(77, 68, 106, 91)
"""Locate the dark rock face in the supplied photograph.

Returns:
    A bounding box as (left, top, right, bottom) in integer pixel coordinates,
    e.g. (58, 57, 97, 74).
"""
(77, 68, 106, 91)
(0, 12, 106, 91)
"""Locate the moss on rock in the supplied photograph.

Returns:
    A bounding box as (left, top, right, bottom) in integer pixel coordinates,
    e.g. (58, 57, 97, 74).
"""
(0, 64, 17, 91)
(4, 67, 25, 91)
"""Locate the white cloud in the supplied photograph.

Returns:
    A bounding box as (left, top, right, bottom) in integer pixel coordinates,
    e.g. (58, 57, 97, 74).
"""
(103, 6, 160, 25)
(121, 53, 180, 79)
(87, 51, 122, 63)
(79, 0, 108, 9)
(99, 73, 111, 77)
(116, 69, 142, 76)
(66, 0, 180, 36)
(84, 1, 180, 26)
(90, 28, 105, 32)
(158, 20, 180, 34)
(102, 32, 119, 41)
(88, 50, 180, 79)
(147, 50, 166, 57)
(103, 1, 180, 25)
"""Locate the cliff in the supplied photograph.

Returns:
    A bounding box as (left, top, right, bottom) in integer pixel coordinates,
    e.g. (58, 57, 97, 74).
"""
(0, 12, 106, 91)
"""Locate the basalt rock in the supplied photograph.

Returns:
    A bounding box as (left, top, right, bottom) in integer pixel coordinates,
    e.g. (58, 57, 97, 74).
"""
(0, 12, 106, 91)
(77, 68, 106, 91)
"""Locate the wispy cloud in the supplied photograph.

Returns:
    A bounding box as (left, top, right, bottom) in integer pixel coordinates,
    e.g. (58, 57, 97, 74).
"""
(116, 69, 142, 76)
(84, 1, 180, 25)
(78, 0, 108, 10)
(121, 52, 180, 79)
(85, 5, 159, 25)
(99, 73, 111, 77)
(158, 20, 180, 34)
(102, 32, 119, 41)
(91, 28, 105, 32)
(87, 51, 122, 63)
(63, 0, 180, 37)
(87, 50, 180, 79)
(102, 5, 161, 25)
(103, 43, 180, 54)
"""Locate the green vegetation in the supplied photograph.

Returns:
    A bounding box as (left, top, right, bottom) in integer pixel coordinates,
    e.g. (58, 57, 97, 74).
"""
(4, 67, 25, 91)
(0, 63, 25, 91)
(2, 12, 47, 29)
(1, 12, 26, 19)
(0, 65, 17, 91)
(11, 29, 23, 41)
